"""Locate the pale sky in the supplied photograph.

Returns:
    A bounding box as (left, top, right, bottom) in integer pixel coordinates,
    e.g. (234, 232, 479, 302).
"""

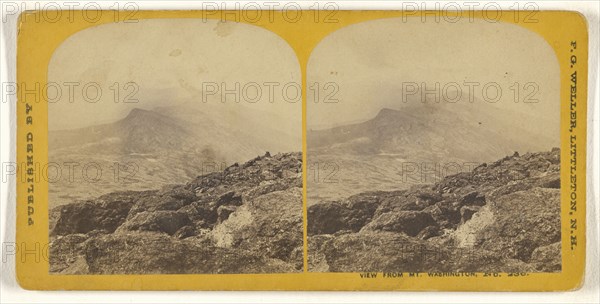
(48, 19, 301, 131)
(307, 18, 560, 139)
(48, 17, 560, 143)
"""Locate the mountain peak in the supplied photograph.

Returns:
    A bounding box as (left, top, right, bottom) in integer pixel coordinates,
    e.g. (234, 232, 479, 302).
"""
(126, 108, 154, 118)
(123, 108, 169, 125)
(375, 108, 399, 119)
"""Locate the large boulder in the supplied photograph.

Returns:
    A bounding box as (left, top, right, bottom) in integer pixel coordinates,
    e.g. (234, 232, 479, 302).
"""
(209, 188, 303, 270)
(476, 187, 561, 262)
(50, 191, 141, 236)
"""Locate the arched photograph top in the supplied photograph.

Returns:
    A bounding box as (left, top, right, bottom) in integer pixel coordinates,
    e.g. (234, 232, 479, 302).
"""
(47, 19, 303, 275)
(306, 18, 562, 273)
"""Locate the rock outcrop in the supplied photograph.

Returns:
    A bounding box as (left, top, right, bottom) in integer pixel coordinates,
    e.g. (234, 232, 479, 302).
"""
(50, 152, 303, 274)
(308, 148, 562, 272)
(50, 148, 562, 274)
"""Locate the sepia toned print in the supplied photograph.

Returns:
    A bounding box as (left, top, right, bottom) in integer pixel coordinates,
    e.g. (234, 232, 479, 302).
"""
(306, 18, 562, 273)
(47, 19, 303, 274)
(14, 9, 588, 291)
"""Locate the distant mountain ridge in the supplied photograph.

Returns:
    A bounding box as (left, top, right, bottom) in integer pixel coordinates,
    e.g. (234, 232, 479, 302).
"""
(307, 103, 558, 201)
(309, 104, 555, 163)
(49, 102, 301, 206)
(117, 108, 193, 153)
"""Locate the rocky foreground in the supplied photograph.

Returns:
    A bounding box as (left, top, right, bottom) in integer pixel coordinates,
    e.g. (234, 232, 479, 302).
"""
(308, 148, 562, 273)
(50, 152, 303, 274)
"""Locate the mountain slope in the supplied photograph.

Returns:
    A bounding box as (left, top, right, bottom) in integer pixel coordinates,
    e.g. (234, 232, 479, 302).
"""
(49, 152, 303, 274)
(308, 148, 561, 272)
(155, 101, 301, 158)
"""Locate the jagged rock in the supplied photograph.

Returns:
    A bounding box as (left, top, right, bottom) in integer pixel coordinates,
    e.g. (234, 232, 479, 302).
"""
(361, 211, 436, 236)
(117, 210, 191, 235)
(308, 149, 562, 272)
(50, 150, 303, 274)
